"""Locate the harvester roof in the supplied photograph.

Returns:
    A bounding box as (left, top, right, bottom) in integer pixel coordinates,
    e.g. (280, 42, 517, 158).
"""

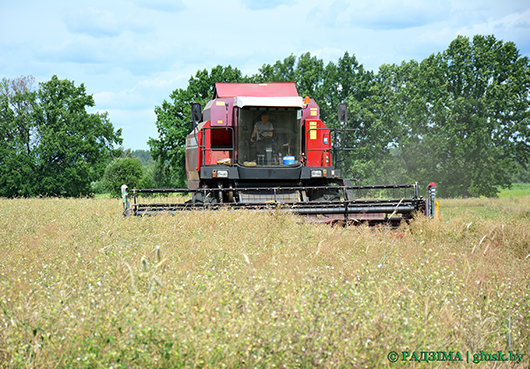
(214, 83, 303, 108)
(214, 83, 299, 98)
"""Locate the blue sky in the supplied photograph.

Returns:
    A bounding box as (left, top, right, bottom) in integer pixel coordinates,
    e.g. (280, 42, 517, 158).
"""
(2, 0, 529, 150)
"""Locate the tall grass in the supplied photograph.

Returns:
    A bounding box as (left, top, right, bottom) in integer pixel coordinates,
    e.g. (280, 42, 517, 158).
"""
(0, 196, 529, 367)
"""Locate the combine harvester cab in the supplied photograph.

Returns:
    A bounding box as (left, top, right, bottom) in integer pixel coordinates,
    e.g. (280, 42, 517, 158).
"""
(130, 82, 435, 226)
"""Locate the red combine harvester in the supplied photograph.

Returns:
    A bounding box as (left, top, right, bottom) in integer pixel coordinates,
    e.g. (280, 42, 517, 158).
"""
(129, 82, 435, 226)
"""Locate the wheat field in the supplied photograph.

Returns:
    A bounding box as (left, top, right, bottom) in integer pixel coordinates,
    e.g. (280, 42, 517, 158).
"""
(1, 196, 529, 368)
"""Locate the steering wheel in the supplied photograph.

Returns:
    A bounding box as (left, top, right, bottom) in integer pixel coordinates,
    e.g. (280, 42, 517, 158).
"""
(251, 130, 273, 142)
(258, 130, 273, 139)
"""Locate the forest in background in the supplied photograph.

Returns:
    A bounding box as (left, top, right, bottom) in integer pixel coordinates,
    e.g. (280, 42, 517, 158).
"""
(2, 35, 529, 198)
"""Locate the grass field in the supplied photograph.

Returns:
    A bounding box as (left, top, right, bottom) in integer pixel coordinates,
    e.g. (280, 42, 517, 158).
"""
(1, 193, 529, 367)
(499, 183, 530, 198)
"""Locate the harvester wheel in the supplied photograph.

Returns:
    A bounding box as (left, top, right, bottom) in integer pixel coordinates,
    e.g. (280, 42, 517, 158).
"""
(308, 188, 340, 202)
(192, 191, 219, 204)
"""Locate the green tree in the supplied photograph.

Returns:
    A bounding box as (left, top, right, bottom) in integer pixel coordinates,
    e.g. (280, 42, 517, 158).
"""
(131, 149, 154, 166)
(0, 76, 38, 197)
(342, 63, 406, 184)
(407, 35, 529, 197)
(294, 53, 326, 102)
(319, 53, 375, 176)
(32, 76, 122, 196)
(0, 75, 122, 197)
(148, 66, 249, 187)
(255, 54, 297, 83)
(102, 157, 144, 197)
(322, 52, 373, 129)
(353, 35, 530, 197)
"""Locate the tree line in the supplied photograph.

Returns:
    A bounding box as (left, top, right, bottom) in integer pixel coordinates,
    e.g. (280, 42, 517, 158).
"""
(2, 35, 529, 198)
(150, 35, 530, 197)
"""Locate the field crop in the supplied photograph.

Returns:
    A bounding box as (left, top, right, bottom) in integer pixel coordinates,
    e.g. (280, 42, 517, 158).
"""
(1, 196, 529, 368)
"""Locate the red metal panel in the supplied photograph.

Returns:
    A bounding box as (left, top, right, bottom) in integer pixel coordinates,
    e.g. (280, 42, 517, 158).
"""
(301, 99, 320, 120)
(210, 98, 233, 126)
(207, 150, 232, 164)
(197, 120, 234, 166)
(214, 83, 298, 98)
(304, 119, 332, 167)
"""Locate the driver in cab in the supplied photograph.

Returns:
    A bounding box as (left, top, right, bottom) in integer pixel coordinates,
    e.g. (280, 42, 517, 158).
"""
(250, 113, 273, 155)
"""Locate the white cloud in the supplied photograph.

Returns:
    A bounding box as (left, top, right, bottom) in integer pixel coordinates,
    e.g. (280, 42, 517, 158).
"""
(93, 76, 183, 110)
(241, 0, 295, 10)
(64, 8, 123, 37)
(458, 7, 530, 35)
(37, 36, 108, 64)
(136, 0, 186, 13)
(313, 0, 451, 30)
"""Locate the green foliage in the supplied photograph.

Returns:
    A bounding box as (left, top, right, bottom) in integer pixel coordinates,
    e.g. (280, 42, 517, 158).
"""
(513, 164, 530, 183)
(102, 157, 144, 197)
(131, 149, 155, 166)
(498, 182, 530, 198)
(426, 35, 529, 197)
(0, 75, 122, 197)
(0, 76, 39, 197)
(347, 35, 530, 197)
(90, 180, 107, 195)
(97, 150, 159, 194)
(131, 149, 159, 189)
(341, 63, 408, 183)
